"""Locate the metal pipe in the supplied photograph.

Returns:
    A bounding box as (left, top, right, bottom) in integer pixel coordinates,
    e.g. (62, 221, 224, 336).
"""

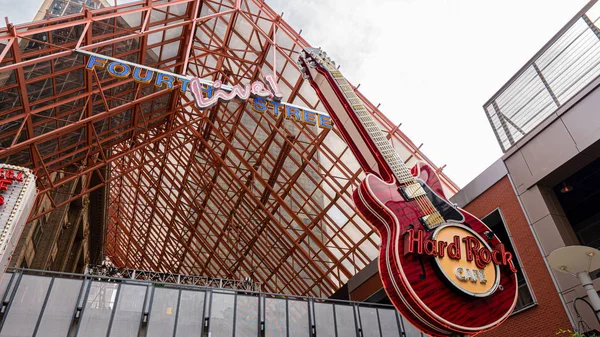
(577, 271, 600, 321)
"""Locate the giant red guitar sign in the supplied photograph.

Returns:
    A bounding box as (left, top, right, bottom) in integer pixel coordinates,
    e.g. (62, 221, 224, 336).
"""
(297, 49, 518, 336)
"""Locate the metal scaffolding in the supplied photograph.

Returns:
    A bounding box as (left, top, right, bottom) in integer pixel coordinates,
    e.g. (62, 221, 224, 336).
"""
(0, 0, 459, 297)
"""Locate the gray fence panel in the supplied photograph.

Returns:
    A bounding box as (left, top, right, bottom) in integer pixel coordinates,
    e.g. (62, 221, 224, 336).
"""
(109, 284, 146, 337)
(76, 281, 118, 337)
(147, 287, 179, 337)
(0, 275, 51, 337)
(175, 290, 206, 337)
(36, 278, 82, 337)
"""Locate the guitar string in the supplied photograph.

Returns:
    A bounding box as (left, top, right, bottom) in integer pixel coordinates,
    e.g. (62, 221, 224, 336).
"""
(327, 65, 440, 220)
(337, 78, 442, 226)
(328, 66, 440, 220)
(324, 62, 442, 226)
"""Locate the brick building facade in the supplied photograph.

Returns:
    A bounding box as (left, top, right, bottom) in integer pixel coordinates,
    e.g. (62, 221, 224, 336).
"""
(463, 176, 572, 336)
(341, 160, 578, 336)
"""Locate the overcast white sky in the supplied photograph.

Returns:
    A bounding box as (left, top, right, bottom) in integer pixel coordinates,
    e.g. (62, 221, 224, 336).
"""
(267, 0, 589, 187)
(1, 0, 590, 187)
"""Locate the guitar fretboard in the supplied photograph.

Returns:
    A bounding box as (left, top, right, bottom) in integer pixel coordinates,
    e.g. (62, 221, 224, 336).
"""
(320, 63, 444, 228)
(328, 69, 415, 185)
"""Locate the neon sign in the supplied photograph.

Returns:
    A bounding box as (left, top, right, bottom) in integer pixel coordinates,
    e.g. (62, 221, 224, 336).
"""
(404, 228, 517, 271)
(0, 168, 24, 207)
(189, 74, 282, 109)
(404, 224, 517, 297)
(81, 51, 333, 130)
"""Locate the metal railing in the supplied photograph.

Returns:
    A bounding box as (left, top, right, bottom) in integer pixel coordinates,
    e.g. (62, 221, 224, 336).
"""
(484, 0, 600, 152)
(0, 268, 422, 337)
(84, 264, 262, 292)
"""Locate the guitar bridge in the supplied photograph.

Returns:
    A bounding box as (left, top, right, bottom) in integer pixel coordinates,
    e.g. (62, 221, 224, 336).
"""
(398, 182, 427, 200)
(419, 212, 445, 229)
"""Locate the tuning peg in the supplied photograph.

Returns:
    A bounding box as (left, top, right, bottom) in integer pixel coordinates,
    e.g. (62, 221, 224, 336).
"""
(302, 74, 310, 80)
(309, 61, 317, 68)
(300, 67, 307, 73)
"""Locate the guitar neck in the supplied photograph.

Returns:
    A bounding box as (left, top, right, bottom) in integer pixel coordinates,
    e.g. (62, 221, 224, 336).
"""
(309, 66, 414, 185)
(299, 48, 445, 229)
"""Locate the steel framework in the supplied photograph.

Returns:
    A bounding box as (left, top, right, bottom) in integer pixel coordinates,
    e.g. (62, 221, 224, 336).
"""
(0, 0, 458, 297)
(84, 264, 262, 291)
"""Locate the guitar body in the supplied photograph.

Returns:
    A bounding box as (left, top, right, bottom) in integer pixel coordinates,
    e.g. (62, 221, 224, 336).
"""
(353, 163, 518, 336)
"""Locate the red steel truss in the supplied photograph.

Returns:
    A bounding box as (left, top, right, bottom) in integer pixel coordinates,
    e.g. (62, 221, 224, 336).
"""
(0, 0, 459, 297)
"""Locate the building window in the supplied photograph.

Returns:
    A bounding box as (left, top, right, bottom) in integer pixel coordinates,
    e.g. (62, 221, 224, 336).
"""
(32, 219, 44, 249)
(481, 209, 536, 313)
(552, 158, 600, 279)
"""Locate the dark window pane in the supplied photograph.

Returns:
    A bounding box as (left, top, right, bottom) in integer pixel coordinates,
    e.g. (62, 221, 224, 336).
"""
(210, 293, 234, 337)
(175, 290, 205, 337)
(0, 275, 51, 337)
(313, 303, 335, 337)
(147, 288, 179, 337)
(77, 281, 118, 337)
(37, 278, 82, 337)
(335, 304, 357, 337)
(288, 300, 309, 337)
(265, 298, 286, 337)
(109, 284, 146, 337)
(378, 309, 401, 337)
(358, 307, 380, 337)
(482, 209, 535, 311)
(235, 295, 258, 337)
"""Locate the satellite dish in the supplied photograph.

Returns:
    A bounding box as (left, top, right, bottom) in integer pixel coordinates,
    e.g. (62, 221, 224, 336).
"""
(548, 246, 600, 274)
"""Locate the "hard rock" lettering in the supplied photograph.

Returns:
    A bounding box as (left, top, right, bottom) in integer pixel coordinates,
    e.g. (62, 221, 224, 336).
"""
(404, 228, 517, 272)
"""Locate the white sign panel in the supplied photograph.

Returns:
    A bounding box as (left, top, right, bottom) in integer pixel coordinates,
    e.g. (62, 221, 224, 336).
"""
(0, 164, 36, 275)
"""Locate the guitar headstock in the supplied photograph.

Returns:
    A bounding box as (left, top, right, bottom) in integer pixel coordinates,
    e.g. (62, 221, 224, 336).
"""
(297, 47, 337, 81)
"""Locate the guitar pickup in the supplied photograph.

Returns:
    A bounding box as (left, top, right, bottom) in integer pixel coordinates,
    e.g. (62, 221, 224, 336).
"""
(398, 182, 427, 200)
